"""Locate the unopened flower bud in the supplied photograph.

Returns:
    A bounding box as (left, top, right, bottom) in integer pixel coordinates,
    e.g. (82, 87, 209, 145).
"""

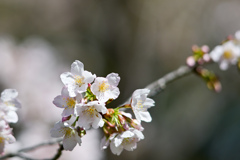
(186, 56, 196, 67)
(203, 54, 211, 62)
(62, 115, 71, 122)
(131, 119, 144, 131)
(201, 45, 209, 53)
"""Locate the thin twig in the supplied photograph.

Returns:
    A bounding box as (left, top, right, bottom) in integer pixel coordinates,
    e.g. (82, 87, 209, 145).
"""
(146, 65, 192, 97)
(19, 138, 63, 153)
(122, 65, 192, 105)
(0, 138, 63, 160)
(50, 144, 64, 160)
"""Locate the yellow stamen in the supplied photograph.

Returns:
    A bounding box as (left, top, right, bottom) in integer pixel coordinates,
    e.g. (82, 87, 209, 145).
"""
(66, 98, 76, 108)
(99, 81, 109, 92)
(137, 100, 147, 111)
(60, 128, 73, 138)
(137, 100, 143, 109)
(75, 76, 84, 87)
(84, 106, 97, 117)
(4, 102, 14, 107)
(223, 50, 233, 59)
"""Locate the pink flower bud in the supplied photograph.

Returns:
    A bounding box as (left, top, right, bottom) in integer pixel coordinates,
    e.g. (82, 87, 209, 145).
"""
(186, 56, 196, 67)
(62, 116, 71, 122)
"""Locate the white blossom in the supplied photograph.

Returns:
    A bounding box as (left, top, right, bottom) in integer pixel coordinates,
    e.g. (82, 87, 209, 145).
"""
(0, 121, 15, 154)
(60, 60, 96, 97)
(235, 30, 240, 40)
(0, 89, 21, 110)
(50, 121, 81, 151)
(130, 89, 155, 123)
(210, 41, 240, 70)
(53, 87, 83, 117)
(0, 89, 21, 123)
(109, 128, 144, 155)
(91, 73, 120, 102)
(76, 101, 107, 130)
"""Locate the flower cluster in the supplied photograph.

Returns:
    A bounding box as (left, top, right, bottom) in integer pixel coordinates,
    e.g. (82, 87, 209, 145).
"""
(210, 31, 240, 70)
(185, 31, 240, 93)
(0, 89, 21, 154)
(51, 60, 155, 155)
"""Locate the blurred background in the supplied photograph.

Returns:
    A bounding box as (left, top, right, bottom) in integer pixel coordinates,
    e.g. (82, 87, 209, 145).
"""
(0, 0, 240, 160)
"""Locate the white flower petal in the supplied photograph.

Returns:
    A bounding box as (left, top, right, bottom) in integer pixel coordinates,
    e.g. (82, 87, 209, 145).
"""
(92, 115, 104, 129)
(82, 71, 96, 83)
(62, 107, 74, 117)
(139, 111, 152, 122)
(61, 87, 70, 97)
(132, 129, 144, 139)
(53, 96, 67, 108)
(121, 112, 132, 119)
(219, 60, 229, 70)
(114, 135, 123, 147)
(106, 73, 120, 86)
(100, 136, 109, 150)
(123, 142, 137, 151)
(110, 141, 123, 156)
(6, 134, 16, 144)
(5, 111, 18, 123)
(132, 89, 150, 98)
(50, 128, 65, 138)
(74, 134, 82, 146)
(94, 103, 107, 114)
(235, 30, 240, 40)
(77, 115, 91, 130)
(121, 131, 134, 138)
(63, 134, 77, 151)
(60, 72, 75, 86)
(71, 60, 84, 76)
(143, 98, 155, 107)
(1, 89, 18, 101)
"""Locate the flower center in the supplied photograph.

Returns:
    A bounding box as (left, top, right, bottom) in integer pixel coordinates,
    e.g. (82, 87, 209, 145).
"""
(66, 98, 76, 109)
(84, 106, 97, 117)
(123, 137, 134, 145)
(75, 76, 84, 87)
(4, 101, 14, 107)
(99, 81, 109, 92)
(60, 127, 73, 138)
(136, 100, 147, 111)
(223, 50, 233, 59)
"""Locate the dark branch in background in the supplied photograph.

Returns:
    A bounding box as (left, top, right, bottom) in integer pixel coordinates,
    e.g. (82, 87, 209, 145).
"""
(0, 66, 192, 160)
(0, 138, 63, 160)
(146, 65, 192, 97)
(122, 65, 192, 105)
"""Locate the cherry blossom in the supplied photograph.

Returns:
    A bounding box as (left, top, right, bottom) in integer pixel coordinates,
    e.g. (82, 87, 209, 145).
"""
(76, 101, 107, 129)
(91, 73, 120, 102)
(0, 89, 21, 123)
(60, 60, 96, 97)
(0, 121, 15, 154)
(50, 121, 82, 151)
(130, 89, 155, 123)
(210, 41, 240, 70)
(53, 87, 83, 117)
(0, 89, 21, 110)
(109, 128, 144, 155)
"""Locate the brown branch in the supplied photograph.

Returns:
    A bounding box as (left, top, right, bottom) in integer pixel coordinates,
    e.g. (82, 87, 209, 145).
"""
(0, 138, 63, 160)
(146, 65, 192, 98)
(122, 65, 192, 105)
